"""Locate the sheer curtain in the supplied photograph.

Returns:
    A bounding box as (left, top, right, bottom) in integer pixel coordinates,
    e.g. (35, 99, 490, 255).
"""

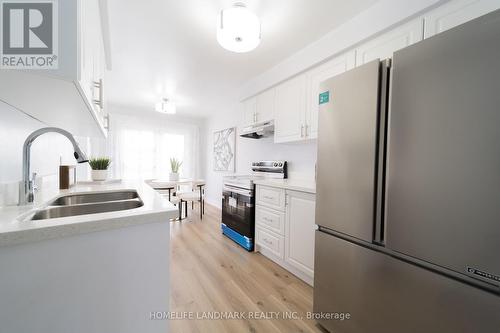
(107, 113, 200, 180)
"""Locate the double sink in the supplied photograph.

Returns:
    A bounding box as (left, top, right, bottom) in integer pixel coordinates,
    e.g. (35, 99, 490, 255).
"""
(29, 190, 144, 221)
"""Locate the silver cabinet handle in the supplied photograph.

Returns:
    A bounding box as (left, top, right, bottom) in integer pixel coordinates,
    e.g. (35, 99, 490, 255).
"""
(305, 124, 308, 137)
(263, 237, 272, 245)
(93, 79, 103, 110)
(301, 124, 304, 137)
(263, 216, 273, 223)
(263, 195, 274, 200)
(103, 114, 109, 130)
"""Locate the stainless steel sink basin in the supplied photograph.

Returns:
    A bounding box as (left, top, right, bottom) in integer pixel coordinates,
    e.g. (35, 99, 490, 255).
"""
(31, 199, 144, 220)
(49, 190, 139, 206)
(27, 190, 144, 221)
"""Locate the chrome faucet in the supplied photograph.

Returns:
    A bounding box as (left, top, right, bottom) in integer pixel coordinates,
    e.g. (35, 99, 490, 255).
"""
(19, 127, 89, 205)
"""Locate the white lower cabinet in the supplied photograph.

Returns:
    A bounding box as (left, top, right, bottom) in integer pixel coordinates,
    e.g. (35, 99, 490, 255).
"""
(255, 227, 284, 259)
(255, 185, 316, 285)
(255, 204, 285, 235)
(284, 190, 316, 280)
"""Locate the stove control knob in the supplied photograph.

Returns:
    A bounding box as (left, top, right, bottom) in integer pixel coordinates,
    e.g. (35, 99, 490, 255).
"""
(279, 162, 283, 167)
(273, 163, 278, 167)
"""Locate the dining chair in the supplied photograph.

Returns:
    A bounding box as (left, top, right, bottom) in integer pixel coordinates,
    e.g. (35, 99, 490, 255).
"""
(176, 180, 205, 220)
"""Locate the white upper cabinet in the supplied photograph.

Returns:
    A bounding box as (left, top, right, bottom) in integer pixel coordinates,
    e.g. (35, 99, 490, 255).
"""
(77, 0, 107, 134)
(242, 97, 257, 125)
(0, 0, 108, 138)
(274, 74, 307, 143)
(424, 0, 500, 38)
(256, 88, 275, 123)
(242, 88, 276, 126)
(355, 18, 424, 65)
(239, 0, 500, 145)
(306, 51, 356, 139)
(285, 190, 316, 281)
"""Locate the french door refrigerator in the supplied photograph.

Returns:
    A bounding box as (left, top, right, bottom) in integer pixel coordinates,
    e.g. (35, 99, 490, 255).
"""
(314, 9, 500, 333)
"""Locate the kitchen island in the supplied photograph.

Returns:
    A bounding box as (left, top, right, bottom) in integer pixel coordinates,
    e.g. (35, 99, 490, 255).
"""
(0, 180, 176, 333)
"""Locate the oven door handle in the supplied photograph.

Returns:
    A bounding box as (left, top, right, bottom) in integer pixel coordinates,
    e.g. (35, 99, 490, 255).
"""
(223, 186, 253, 197)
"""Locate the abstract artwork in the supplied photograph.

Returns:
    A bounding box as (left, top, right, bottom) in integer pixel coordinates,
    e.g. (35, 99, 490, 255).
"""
(213, 127, 236, 171)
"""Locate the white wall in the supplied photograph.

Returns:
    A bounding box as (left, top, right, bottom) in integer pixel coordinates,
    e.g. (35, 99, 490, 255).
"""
(203, 105, 317, 208)
(0, 102, 98, 206)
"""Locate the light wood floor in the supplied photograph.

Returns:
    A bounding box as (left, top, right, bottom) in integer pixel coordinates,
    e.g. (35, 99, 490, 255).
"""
(170, 203, 326, 333)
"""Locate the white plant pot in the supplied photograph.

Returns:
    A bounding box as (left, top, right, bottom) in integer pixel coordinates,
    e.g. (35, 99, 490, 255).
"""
(169, 172, 179, 181)
(91, 169, 108, 181)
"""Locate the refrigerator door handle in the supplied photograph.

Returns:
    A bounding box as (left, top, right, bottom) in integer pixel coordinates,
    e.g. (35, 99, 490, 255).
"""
(374, 59, 391, 245)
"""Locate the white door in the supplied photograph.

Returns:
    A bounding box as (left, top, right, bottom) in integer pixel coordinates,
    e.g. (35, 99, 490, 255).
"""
(285, 190, 316, 279)
(306, 51, 356, 139)
(424, 0, 500, 38)
(242, 97, 257, 125)
(274, 74, 307, 143)
(256, 88, 275, 123)
(355, 18, 424, 65)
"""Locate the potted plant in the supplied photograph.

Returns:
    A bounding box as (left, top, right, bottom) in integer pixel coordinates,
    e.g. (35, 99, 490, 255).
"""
(89, 157, 111, 181)
(169, 158, 182, 181)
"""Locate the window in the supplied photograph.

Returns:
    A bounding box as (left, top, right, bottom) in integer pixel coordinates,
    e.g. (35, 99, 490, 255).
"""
(108, 113, 199, 180)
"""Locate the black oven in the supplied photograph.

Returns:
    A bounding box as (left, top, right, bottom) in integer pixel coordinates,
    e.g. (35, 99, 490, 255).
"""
(221, 185, 255, 251)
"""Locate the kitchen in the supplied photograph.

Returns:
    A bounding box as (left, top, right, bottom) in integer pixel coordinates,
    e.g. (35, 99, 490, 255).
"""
(1, 0, 500, 332)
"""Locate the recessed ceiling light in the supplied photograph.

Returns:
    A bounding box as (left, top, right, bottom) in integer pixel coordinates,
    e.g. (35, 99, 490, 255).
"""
(217, 2, 261, 53)
(155, 98, 176, 114)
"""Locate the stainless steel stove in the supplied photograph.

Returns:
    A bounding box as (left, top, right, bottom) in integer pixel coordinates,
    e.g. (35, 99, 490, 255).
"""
(221, 161, 287, 251)
(223, 161, 287, 190)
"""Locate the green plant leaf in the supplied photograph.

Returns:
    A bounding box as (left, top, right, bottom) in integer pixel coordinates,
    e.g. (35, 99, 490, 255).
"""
(89, 157, 111, 170)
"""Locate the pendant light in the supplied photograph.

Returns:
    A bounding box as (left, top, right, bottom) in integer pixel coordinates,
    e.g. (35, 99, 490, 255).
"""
(155, 98, 176, 114)
(217, 2, 261, 53)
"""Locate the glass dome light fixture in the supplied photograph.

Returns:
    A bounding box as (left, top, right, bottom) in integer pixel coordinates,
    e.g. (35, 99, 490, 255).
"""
(217, 2, 261, 53)
(155, 98, 176, 114)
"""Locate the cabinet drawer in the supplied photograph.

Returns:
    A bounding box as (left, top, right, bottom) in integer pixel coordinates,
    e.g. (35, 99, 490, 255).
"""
(256, 227, 284, 259)
(256, 185, 285, 211)
(256, 205, 285, 235)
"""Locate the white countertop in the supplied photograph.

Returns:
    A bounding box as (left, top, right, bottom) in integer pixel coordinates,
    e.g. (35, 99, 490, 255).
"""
(253, 179, 316, 194)
(0, 180, 178, 247)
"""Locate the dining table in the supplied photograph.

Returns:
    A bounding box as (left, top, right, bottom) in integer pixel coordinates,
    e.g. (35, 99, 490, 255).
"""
(145, 179, 206, 220)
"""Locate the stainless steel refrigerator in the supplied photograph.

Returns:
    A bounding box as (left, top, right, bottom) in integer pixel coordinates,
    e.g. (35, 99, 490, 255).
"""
(314, 9, 500, 333)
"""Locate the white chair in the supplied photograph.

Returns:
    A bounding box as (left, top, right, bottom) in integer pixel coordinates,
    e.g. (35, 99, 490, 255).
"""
(176, 180, 205, 220)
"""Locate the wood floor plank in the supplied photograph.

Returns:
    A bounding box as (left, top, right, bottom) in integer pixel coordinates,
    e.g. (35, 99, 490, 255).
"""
(170, 203, 325, 332)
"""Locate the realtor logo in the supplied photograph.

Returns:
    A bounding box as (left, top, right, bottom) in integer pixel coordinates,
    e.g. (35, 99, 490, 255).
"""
(1, 0, 58, 69)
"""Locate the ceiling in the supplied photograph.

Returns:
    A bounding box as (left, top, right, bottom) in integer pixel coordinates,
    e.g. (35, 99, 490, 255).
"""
(106, 0, 379, 118)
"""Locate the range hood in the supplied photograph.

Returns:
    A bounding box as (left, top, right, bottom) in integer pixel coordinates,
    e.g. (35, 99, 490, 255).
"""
(240, 120, 274, 139)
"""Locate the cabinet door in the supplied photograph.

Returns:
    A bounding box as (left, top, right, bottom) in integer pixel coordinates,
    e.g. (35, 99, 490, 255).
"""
(242, 97, 257, 125)
(285, 190, 316, 278)
(256, 185, 286, 212)
(424, 0, 500, 38)
(355, 18, 423, 65)
(256, 88, 275, 123)
(306, 51, 356, 139)
(274, 74, 307, 143)
(78, 0, 95, 104)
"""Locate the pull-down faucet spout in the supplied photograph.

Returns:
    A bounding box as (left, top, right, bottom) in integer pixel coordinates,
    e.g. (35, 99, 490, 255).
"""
(19, 127, 89, 205)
